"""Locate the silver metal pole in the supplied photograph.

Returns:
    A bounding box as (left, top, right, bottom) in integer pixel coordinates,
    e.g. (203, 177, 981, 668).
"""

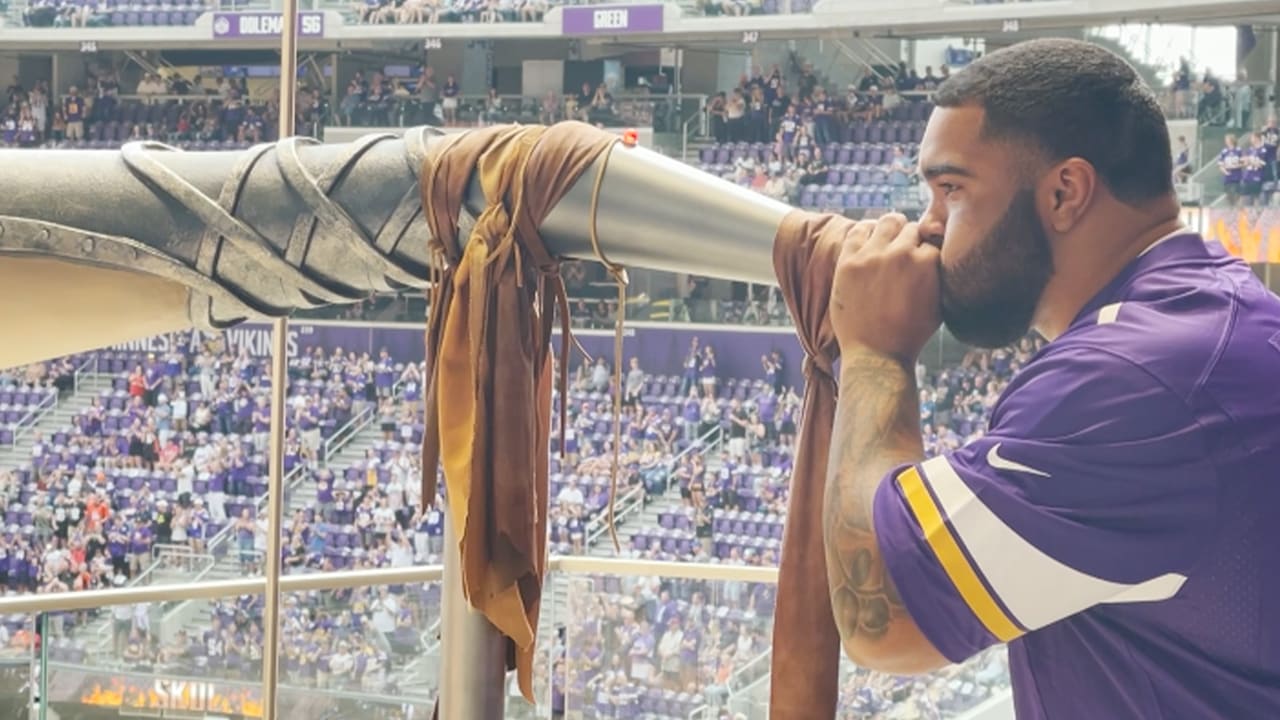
(262, 1, 300, 717)
(439, 513, 508, 719)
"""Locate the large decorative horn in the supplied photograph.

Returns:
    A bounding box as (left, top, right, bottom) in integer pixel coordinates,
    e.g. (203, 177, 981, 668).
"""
(0, 124, 794, 719)
(0, 127, 787, 369)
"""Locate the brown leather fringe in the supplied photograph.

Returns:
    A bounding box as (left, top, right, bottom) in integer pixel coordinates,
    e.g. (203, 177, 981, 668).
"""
(768, 209, 849, 720)
(419, 122, 618, 706)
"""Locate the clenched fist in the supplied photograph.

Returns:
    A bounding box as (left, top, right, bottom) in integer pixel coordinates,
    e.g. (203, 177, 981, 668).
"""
(829, 214, 942, 367)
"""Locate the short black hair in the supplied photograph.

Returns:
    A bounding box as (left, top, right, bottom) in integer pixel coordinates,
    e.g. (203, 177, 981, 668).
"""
(934, 38, 1173, 205)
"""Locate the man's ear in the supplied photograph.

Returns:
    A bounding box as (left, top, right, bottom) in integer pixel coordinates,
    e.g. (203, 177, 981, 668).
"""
(1040, 158, 1096, 234)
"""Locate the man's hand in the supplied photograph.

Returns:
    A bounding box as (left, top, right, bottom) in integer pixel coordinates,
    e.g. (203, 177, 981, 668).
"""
(822, 213, 949, 673)
(830, 214, 942, 367)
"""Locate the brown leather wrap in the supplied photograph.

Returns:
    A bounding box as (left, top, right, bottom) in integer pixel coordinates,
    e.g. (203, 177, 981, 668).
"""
(769, 209, 851, 719)
(419, 123, 617, 705)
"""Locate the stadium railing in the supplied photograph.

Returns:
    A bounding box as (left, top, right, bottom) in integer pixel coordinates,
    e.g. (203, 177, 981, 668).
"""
(43, 90, 704, 131)
(0, 556, 1014, 717)
(319, 401, 375, 467)
(328, 92, 706, 135)
(1, 355, 90, 448)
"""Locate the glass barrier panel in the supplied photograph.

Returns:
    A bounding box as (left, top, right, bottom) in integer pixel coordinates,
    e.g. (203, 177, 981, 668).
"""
(0, 612, 34, 719)
(39, 579, 440, 719)
(830, 648, 1011, 718)
(551, 567, 1014, 719)
(558, 570, 777, 719)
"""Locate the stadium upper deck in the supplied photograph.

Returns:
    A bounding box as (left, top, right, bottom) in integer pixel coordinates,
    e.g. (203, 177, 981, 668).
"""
(0, 0, 1273, 49)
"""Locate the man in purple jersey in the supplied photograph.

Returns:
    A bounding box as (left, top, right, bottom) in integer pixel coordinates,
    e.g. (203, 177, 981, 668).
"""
(821, 38, 1280, 719)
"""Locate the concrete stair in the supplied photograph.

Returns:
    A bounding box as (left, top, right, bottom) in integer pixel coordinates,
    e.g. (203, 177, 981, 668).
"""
(586, 484, 685, 560)
(151, 416, 389, 646)
(287, 417, 385, 513)
(0, 374, 113, 474)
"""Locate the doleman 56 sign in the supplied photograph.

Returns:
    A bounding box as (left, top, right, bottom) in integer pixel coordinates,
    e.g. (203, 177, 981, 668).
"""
(212, 11, 325, 39)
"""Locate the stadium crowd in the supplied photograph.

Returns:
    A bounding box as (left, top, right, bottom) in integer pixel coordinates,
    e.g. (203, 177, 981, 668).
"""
(594, 335, 1044, 565)
(697, 61, 944, 212)
(352, 0, 804, 26)
(535, 332, 1035, 717)
(1217, 118, 1280, 207)
(1, 67, 327, 149)
(0, 317, 1029, 716)
(0, 332, 429, 658)
(0, 49, 1052, 718)
(14, 0, 819, 29)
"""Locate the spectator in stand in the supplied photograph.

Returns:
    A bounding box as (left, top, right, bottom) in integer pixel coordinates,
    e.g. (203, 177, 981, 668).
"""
(698, 346, 718, 398)
(1218, 133, 1243, 206)
(622, 358, 645, 408)
(135, 72, 165, 99)
(1198, 71, 1225, 124)
(62, 86, 85, 141)
(393, 0, 426, 23)
(1172, 135, 1192, 184)
(356, 0, 390, 23)
(441, 75, 460, 124)
(238, 108, 265, 144)
(1232, 69, 1253, 131)
(1240, 131, 1268, 207)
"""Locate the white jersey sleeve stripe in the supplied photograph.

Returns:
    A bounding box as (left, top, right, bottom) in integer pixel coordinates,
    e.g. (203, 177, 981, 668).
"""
(919, 455, 1188, 630)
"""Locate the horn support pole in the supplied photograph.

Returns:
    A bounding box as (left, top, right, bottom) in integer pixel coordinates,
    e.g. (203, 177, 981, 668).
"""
(261, 2, 301, 718)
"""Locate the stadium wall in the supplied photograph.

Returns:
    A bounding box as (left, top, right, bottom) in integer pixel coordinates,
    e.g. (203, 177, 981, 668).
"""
(321, 125, 656, 147)
(106, 319, 810, 382)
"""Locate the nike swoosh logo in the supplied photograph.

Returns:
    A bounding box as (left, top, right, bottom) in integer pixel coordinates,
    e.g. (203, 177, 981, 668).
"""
(987, 443, 1051, 477)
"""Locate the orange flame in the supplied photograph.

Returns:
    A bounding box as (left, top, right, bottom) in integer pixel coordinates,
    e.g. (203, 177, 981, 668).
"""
(1203, 208, 1280, 263)
(79, 678, 264, 718)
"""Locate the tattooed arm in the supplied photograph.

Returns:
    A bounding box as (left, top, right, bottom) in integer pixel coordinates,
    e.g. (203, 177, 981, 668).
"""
(824, 347, 948, 674)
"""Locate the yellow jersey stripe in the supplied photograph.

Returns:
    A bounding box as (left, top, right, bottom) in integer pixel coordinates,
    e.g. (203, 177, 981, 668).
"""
(898, 465, 1025, 643)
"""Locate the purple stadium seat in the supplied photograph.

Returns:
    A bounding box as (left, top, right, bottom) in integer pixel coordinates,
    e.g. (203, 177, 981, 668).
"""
(799, 185, 816, 207)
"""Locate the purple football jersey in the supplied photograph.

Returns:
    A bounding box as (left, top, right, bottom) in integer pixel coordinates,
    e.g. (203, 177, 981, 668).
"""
(875, 232, 1280, 719)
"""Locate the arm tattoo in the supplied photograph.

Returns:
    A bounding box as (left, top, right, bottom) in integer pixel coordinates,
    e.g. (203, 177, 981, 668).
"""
(824, 348, 925, 651)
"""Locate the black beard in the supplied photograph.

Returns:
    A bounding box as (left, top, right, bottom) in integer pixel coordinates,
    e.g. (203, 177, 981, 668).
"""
(939, 188, 1054, 349)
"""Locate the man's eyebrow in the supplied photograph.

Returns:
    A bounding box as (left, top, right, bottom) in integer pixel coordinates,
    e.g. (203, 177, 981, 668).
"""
(921, 163, 975, 180)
